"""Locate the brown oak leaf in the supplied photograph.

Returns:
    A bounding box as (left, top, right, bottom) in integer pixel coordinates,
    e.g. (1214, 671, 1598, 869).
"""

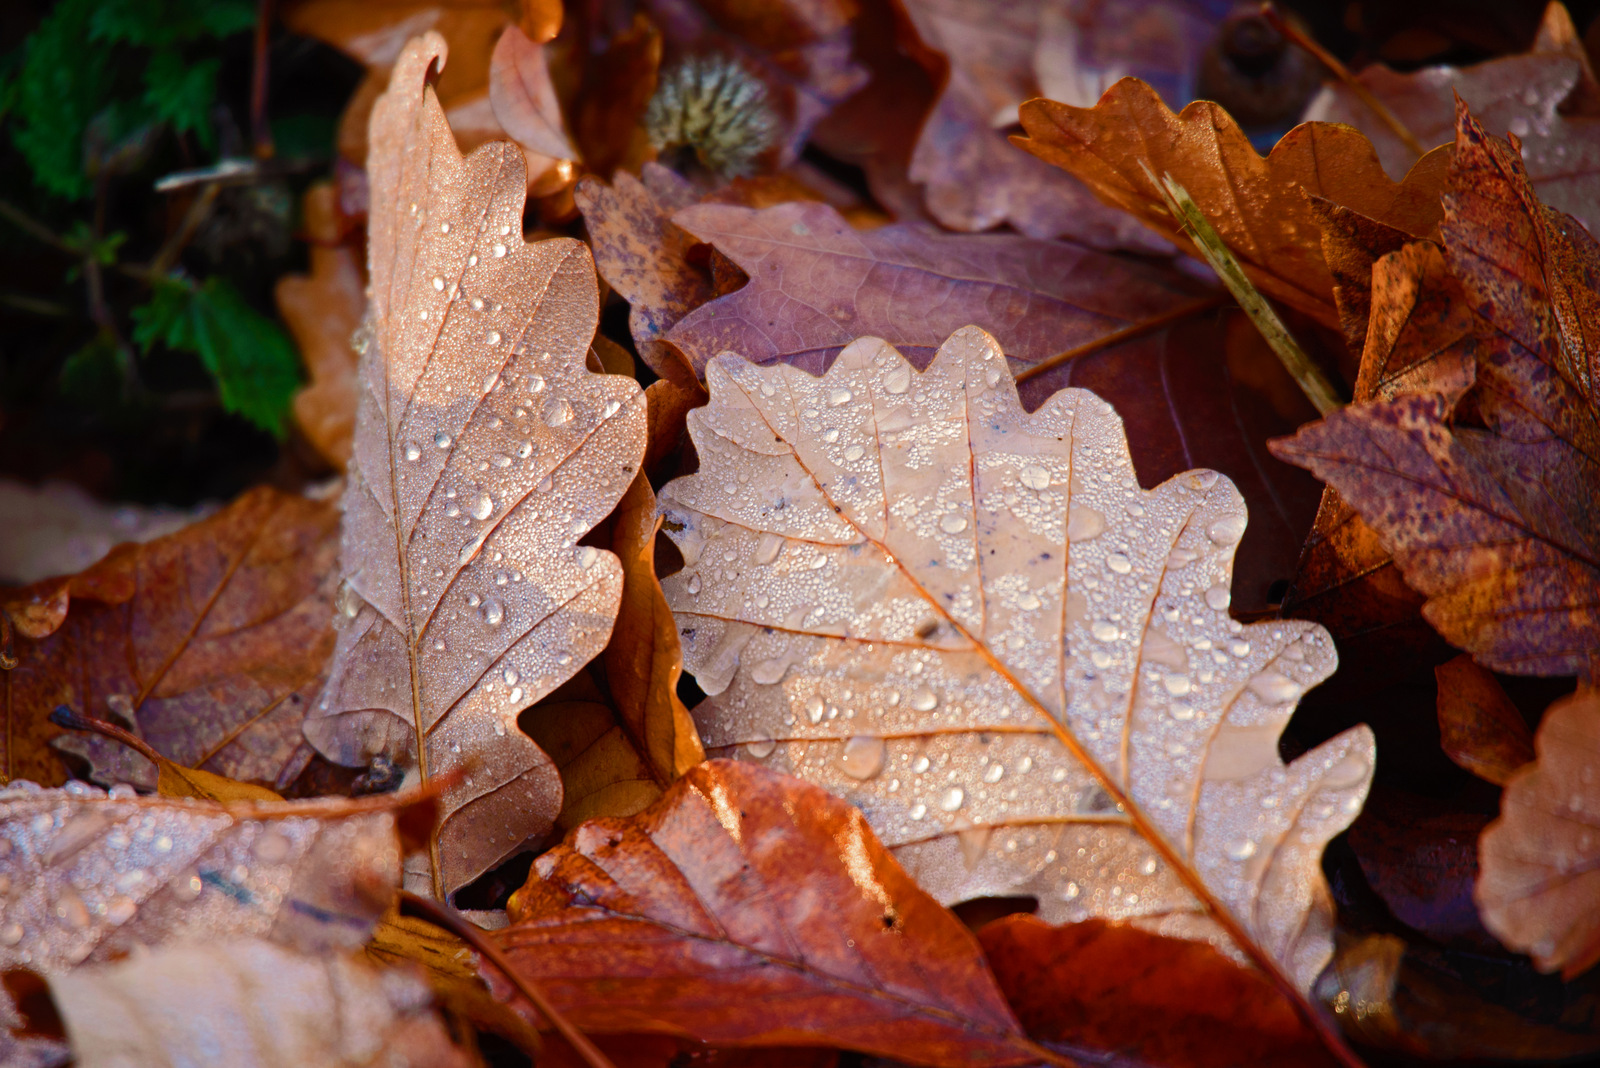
(302, 33, 647, 900)
(1436, 655, 1535, 786)
(658, 323, 1376, 1049)
(1013, 77, 1452, 326)
(1477, 685, 1600, 978)
(659, 198, 1213, 377)
(1, 486, 336, 792)
(490, 759, 1049, 1067)
(1271, 104, 1600, 680)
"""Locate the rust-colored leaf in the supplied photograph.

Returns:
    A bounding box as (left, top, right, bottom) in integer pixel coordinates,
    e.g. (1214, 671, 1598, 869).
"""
(303, 34, 646, 900)
(1477, 685, 1600, 978)
(32, 938, 475, 1068)
(490, 759, 1046, 1067)
(0, 782, 406, 974)
(2, 486, 336, 792)
(279, 183, 367, 468)
(489, 23, 578, 194)
(1435, 655, 1535, 786)
(1307, 2, 1600, 238)
(980, 915, 1335, 1067)
(659, 198, 1212, 377)
(1014, 77, 1452, 325)
(659, 324, 1375, 1063)
(1271, 104, 1600, 680)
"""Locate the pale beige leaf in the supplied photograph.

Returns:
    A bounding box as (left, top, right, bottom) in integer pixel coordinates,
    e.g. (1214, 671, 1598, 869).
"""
(1476, 685, 1600, 978)
(304, 32, 646, 900)
(0, 782, 401, 975)
(660, 327, 1375, 992)
(44, 938, 474, 1068)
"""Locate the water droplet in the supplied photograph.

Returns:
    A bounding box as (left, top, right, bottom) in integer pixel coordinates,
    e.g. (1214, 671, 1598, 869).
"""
(1106, 552, 1132, 574)
(1207, 515, 1246, 545)
(492, 243, 507, 258)
(544, 398, 575, 427)
(509, 686, 524, 703)
(405, 442, 422, 461)
(1091, 620, 1118, 642)
(1163, 675, 1193, 697)
(983, 763, 1004, 783)
(827, 387, 852, 406)
(482, 598, 505, 625)
(745, 735, 776, 759)
(434, 430, 452, 448)
(56, 890, 89, 928)
(174, 871, 203, 901)
(1205, 585, 1231, 611)
(0, 923, 22, 945)
(1067, 507, 1105, 540)
(502, 667, 521, 687)
(1016, 592, 1042, 611)
(253, 831, 292, 863)
(940, 513, 968, 534)
(470, 493, 494, 520)
(527, 373, 546, 394)
(685, 574, 702, 595)
(939, 786, 965, 811)
(843, 444, 864, 462)
(909, 687, 937, 712)
(1226, 839, 1258, 860)
(1248, 671, 1301, 704)
(466, 592, 482, 607)
(840, 736, 886, 780)
(912, 755, 931, 773)
(909, 803, 927, 820)
(754, 533, 784, 565)
(1019, 464, 1050, 490)
(153, 834, 173, 854)
(1323, 753, 1370, 790)
(576, 546, 600, 570)
(1229, 639, 1251, 657)
(1061, 881, 1081, 900)
(1170, 702, 1195, 721)
(805, 695, 826, 724)
(884, 366, 912, 394)
(336, 581, 362, 618)
(1139, 855, 1160, 875)
(750, 659, 787, 685)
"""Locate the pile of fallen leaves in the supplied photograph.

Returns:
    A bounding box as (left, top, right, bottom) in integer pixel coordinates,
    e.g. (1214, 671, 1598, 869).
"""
(2, 2, 1599, 1066)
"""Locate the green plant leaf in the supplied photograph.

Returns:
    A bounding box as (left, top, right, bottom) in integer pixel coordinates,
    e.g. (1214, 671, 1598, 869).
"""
(142, 49, 218, 144)
(133, 276, 302, 435)
(8, 0, 107, 199)
(89, 0, 254, 47)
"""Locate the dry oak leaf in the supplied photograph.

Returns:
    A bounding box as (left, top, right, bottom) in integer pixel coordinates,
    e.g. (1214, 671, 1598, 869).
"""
(1477, 685, 1600, 978)
(1436, 654, 1535, 786)
(1271, 106, 1600, 680)
(0, 781, 404, 975)
(980, 915, 1335, 1068)
(35, 938, 474, 1068)
(2, 486, 336, 792)
(660, 198, 1212, 377)
(279, 183, 368, 467)
(1306, 2, 1600, 239)
(895, 0, 1172, 249)
(0, 480, 208, 587)
(302, 33, 646, 900)
(490, 759, 1047, 1067)
(657, 327, 1376, 998)
(488, 23, 579, 195)
(1014, 77, 1452, 326)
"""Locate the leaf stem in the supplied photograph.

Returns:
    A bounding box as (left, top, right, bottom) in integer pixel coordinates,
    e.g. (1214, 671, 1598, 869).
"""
(398, 891, 620, 1068)
(1259, 2, 1427, 159)
(1015, 294, 1229, 384)
(1141, 164, 1343, 415)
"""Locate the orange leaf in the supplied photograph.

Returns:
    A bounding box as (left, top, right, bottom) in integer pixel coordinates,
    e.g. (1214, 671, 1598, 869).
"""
(1435, 655, 1534, 786)
(491, 760, 1047, 1067)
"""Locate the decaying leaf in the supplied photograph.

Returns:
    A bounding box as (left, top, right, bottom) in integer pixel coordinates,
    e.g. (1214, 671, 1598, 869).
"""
(34, 938, 474, 1068)
(489, 23, 578, 192)
(303, 34, 647, 899)
(980, 915, 1335, 1067)
(1436, 655, 1535, 786)
(1477, 685, 1600, 978)
(1014, 77, 1452, 325)
(1271, 104, 1600, 680)
(491, 760, 1045, 1067)
(3, 486, 336, 792)
(0, 781, 403, 974)
(278, 183, 367, 467)
(660, 198, 1212, 376)
(658, 326, 1375, 1001)
(1306, 2, 1600, 238)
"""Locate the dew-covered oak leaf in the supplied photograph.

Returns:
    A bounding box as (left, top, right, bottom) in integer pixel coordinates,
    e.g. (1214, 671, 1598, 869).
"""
(2, 486, 336, 792)
(1476, 685, 1600, 978)
(658, 326, 1375, 999)
(491, 760, 1045, 1067)
(0, 781, 406, 975)
(660, 198, 1212, 377)
(1013, 77, 1451, 326)
(302, 33, 646, 899)
(35, 938, 474, 1068)
(1272, 105, 1600, 680)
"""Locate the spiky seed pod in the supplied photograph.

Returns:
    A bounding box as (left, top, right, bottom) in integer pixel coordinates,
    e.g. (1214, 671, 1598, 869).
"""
(644, 54, 779, 178)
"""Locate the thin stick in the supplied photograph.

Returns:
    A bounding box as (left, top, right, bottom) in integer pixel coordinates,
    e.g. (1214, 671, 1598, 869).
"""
(1260, 2, 1427, 159)
(398, 891, 620, 1068)
(250, 0, 276, 159)
(1140, 163, 1343, 415)
(1015, 294, 1229, 384)
(49, 706, 164, 766)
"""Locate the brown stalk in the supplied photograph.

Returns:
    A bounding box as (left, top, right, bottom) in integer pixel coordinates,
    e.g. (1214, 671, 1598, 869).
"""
(1014, 294, 1229, 384)
(250, 0, 276, 159)
(398, 891, 621, 1068)
(1260, 2, 1427, 159)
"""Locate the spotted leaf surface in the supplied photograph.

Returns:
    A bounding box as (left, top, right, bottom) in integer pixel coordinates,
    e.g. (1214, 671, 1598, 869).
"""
(659, 327, 1375, 990)
(303, 33, 646, 899)
(0, 781, 400, 975)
